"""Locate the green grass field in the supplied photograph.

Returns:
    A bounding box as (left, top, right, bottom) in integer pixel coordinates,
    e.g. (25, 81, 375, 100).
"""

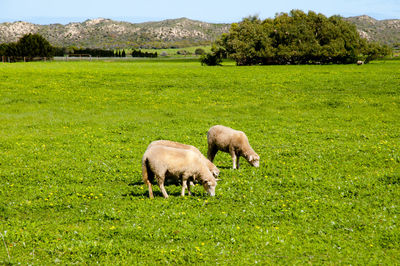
(0, 60, 399, 264)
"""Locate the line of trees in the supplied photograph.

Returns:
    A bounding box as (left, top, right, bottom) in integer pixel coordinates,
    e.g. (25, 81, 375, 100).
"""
(203, 10, 391, 65)
(115, 50, 126, 57)
(69, 48, 115, 57)
(131, 49, 157, 58)
(0, 35, 160, 59)
(55, 47, 125, 57)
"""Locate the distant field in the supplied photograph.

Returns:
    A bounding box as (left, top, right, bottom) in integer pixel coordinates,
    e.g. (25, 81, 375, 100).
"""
(0, 60, 399, 264)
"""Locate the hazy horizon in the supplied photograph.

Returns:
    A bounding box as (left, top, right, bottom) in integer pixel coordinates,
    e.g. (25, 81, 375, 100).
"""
(0, 13, 399, 26)
(1, 0, 399, 25)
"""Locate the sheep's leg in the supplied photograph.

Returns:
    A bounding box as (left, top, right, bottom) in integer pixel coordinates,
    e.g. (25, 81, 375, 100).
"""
(236, 154, 240, 169)
(145, 180, 154, 199)
(230, 149, 237, 169)
(181, 174, 192, 197)
(159, 183, 169, 198)
(207, 144, 218, 162)
(157, 177, 169, 198)
(187, 180, 192, 196)
(181, 181, 187, 197)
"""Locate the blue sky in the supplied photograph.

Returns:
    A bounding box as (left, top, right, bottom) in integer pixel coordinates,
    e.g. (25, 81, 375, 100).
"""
(1, 0, 399, 24)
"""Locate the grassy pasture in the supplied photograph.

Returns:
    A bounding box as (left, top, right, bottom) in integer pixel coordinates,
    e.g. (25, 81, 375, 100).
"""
(0, 60, 399, 264)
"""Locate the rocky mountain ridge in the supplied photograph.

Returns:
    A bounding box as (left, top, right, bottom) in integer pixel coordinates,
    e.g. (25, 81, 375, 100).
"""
(344, 15, 400, 46)
(0, 17, 230, 48)
(0, 16, 398, 48)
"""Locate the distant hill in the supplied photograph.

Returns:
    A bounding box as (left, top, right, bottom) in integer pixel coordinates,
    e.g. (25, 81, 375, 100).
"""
(344, 15, 400, 46)
(0, 18, 230, 49)
(0, 16, 399, 49)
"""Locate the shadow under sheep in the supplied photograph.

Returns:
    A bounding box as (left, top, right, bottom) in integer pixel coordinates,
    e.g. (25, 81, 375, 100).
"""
(124, 179, 205, 198)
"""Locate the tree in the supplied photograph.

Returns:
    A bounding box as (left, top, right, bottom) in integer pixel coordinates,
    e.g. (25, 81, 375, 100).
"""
(216, 16, 274, 65)
(213, 10, 390, 65)
(0, 43, 9, 56)
(362, 42, 391, 63)
(122, 49, 126, 57)
(16, 33, 54, 59)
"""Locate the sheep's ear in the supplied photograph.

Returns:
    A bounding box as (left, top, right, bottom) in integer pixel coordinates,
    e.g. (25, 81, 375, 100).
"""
(249, 155, 253, 161)
(215, 178, 222, 181)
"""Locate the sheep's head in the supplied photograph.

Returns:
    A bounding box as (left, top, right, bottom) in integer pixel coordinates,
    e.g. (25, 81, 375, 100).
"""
(202, 178, 217, 196)
(249, 154, 260, 167)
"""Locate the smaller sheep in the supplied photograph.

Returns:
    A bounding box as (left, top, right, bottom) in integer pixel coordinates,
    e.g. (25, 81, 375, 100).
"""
(357, 60, 364, 65)
(207, 125, 259, 169)
(146, 140, 219, 177)
(142, 145, 218, 198)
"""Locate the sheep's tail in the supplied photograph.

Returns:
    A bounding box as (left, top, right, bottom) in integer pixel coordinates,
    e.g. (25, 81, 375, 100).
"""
(142, 156, 154, 198)
(142, 156, 154, 184)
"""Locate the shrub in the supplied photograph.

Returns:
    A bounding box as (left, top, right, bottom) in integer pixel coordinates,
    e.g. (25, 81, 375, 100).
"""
(177, 50, 190, 55)
(53, 47, 67, 56)
(200, 52, 222, 66)
(195, 48, 206, 55)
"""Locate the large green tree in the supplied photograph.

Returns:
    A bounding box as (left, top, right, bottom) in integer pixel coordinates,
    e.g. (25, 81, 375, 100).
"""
(16, 33, 54, 58)
(213, 10, 390, 65)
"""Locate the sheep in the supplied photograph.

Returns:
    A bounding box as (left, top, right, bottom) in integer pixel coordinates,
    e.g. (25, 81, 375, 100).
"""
(357, 60, 364, 65)
(207, 125, 260, 169)
(146, 140, 220, 177)
(142, 145, 218, 198)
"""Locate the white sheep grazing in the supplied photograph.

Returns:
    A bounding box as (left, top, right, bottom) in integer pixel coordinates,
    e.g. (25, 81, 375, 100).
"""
(207, 125, 260, 169)
(142, 145, 218, 198)
(357, 60, 364, 65)
(146, 140, 220, 177)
